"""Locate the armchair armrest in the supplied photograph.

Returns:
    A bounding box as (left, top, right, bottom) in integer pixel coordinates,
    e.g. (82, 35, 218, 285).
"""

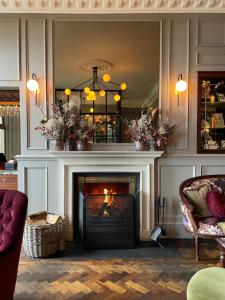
(179, 196, 198, 233)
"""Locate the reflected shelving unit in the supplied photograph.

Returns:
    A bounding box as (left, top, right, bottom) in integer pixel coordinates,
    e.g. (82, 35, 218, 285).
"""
(197, 71, 225, 153)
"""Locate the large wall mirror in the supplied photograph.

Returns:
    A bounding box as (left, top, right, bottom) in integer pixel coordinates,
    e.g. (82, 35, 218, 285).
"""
(0, 89, 20, 161)
(54, 21, 160, 143)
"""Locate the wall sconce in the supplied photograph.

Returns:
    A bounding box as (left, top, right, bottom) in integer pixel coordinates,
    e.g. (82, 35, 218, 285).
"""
(175, 73, 187, 106)
(27, 73, 39, 105)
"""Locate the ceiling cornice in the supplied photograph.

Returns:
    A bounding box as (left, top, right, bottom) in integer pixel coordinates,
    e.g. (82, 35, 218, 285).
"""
(0, 0, 224, 14)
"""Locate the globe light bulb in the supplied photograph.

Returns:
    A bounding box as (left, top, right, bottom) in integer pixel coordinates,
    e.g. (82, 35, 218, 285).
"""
(120, 82, 127, 90)
(84, 87, 90, 94)
(64, 88, 72, 96)
(86, 94, 92, 101)
(92, 94, 97, 101)
(103, 73, 110, 82)
(90, 108, 94, 113)
(99, 90, 105, 97)
(176, 78, 187, 92)
(114, 94, 121, 102)
(27, 79, 39, 92)
(89, 91, 95, 98)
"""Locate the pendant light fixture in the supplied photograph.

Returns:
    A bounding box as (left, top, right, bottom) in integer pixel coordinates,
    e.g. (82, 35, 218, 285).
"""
(65, 66, 127, 102)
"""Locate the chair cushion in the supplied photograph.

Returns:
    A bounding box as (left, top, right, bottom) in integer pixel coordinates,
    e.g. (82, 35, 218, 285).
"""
(196, 217, 224, 235)
(183, 183, 212, 217)
(206, 190, 225, 218)
(187, 267, 225, 300)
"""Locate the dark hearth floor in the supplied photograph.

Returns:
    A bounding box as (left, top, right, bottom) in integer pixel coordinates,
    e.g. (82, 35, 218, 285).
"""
(15, 239, 220, 300)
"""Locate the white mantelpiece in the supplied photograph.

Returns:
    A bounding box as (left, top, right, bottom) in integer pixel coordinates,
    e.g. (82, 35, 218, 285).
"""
(17, 151, 163, 241)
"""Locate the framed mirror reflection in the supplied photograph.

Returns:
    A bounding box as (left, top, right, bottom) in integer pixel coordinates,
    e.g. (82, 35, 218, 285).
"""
(54, 21, 160, 143)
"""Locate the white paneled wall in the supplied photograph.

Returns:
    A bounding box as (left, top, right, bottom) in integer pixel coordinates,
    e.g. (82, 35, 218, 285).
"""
(0, 14, 225, 238)
(158, 155, 225, 236)
(26, 19, 48, 150)
(0, 19, 20, 81)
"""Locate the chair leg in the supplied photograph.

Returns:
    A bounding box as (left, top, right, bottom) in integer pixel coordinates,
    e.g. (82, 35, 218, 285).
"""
(194, 236, 199, 261)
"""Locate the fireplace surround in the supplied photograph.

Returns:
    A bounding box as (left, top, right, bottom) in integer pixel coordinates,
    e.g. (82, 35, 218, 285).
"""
(17, 150, 163, 242)
(51, 151, 164, 241)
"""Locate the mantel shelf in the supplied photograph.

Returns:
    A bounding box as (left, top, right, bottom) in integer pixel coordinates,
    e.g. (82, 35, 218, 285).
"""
(49, 150, 164, 159)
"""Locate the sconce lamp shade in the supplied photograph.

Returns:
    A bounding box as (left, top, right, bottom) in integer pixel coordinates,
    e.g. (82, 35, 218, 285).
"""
(27, 73, 39, 92)
(176, 74, 187, 92)
(27, 79, 39, 92)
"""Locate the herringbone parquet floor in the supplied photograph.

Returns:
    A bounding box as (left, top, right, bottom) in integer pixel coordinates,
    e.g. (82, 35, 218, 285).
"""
(15, 240, 220, 300)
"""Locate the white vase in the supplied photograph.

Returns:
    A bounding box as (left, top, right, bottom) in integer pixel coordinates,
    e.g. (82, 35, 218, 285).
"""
(76, 141, 87, 151)
(50, 140, 64, 151)
(135, 141, 149, 151)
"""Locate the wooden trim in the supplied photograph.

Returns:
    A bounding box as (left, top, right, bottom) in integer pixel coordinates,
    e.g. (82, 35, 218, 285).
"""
(0, 102, 20, 106)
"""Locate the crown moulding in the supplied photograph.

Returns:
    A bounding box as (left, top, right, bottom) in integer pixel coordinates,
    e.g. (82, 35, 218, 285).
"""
(0, 0, 224, 13)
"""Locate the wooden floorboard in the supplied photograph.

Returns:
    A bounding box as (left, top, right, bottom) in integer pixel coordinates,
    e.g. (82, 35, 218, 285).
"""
(15, 240, 220, 299)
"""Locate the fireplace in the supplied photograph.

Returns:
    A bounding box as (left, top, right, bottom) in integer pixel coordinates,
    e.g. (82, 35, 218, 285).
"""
(73, 173, 140, 249)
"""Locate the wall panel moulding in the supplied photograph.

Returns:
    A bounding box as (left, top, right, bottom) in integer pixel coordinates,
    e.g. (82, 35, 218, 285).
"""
(0, 0, 225, 13)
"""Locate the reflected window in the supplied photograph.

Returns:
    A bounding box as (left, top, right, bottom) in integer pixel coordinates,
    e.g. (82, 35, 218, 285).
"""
(56, 89, 122, 143)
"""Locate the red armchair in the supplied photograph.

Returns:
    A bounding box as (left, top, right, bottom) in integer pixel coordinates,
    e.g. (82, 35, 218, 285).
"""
(0, 189, 28, 300)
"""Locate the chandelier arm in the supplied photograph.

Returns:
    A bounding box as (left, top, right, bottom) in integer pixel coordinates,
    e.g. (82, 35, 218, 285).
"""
(97, 77, 120, 87)
(96, 81, 103, 91)
(71, 78, 93, 90)
(97, 78, 116, 96)
(108, 80, 120, 87)
(90, 80, 96, 90)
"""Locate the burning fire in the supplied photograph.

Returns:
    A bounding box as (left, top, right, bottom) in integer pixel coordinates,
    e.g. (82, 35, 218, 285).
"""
(103, 188, 116, 217)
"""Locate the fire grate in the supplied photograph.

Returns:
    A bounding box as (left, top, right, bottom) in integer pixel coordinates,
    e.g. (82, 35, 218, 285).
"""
(83, 193, 135, 249)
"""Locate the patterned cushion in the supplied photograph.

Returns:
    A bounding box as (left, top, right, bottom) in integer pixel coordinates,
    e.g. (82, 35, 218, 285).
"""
(218, 222, 225, 234)
(196, 217, 224, 236)
(190, 178, 217, 187)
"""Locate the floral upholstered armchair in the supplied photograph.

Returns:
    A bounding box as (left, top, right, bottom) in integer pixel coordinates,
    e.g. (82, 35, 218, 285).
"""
(179, 175, 225, 261)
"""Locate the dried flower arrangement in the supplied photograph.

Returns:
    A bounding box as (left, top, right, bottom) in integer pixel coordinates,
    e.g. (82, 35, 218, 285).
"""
(36, 96, 94, 150)
(124, 106, 176, 150)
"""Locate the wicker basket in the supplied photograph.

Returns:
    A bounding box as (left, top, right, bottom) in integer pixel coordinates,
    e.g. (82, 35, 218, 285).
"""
(23, 211, 65, 258)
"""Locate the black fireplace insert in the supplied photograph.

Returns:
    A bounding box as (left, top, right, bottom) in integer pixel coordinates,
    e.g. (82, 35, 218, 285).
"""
(84, 193, 135, 249)
(73, 173, 140, 249)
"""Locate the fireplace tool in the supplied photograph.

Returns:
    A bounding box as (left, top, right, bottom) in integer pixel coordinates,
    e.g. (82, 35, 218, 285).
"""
(150, 196, 166, 248)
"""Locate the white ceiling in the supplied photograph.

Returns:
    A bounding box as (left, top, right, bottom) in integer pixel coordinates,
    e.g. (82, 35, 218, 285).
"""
(54, 21, 160, 106)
